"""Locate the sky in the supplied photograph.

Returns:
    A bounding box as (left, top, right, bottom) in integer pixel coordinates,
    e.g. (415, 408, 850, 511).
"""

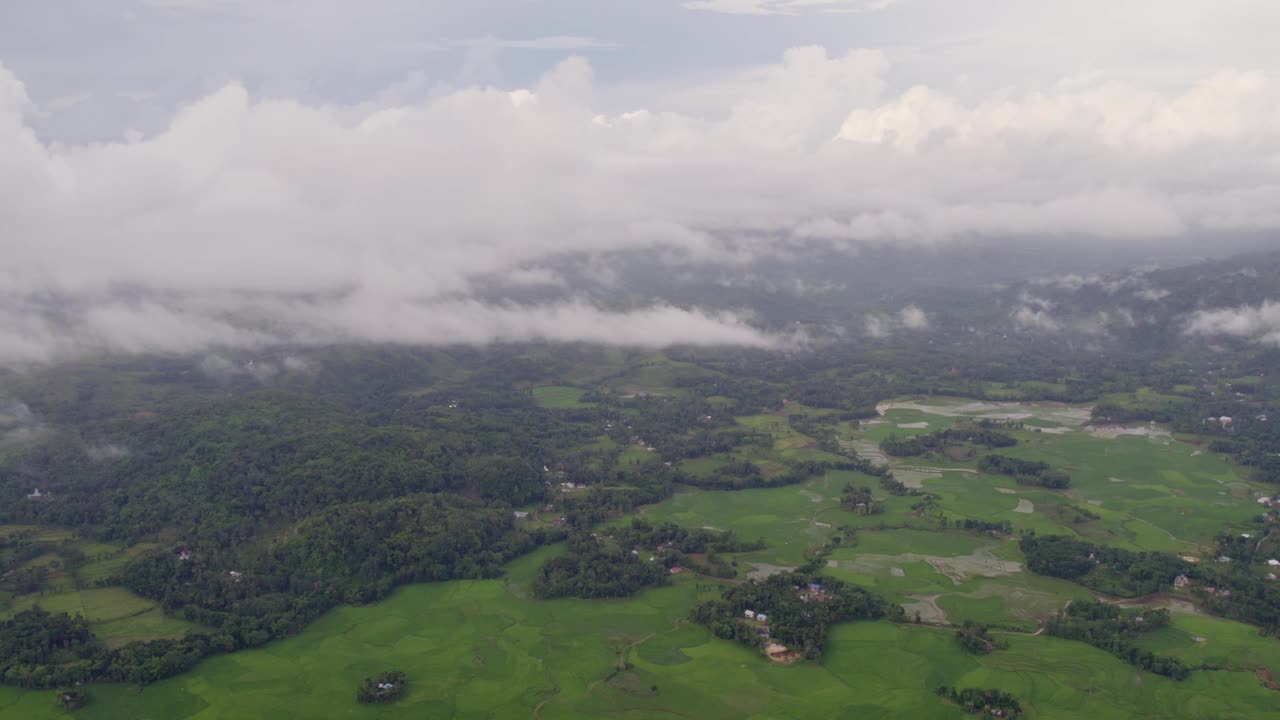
(2, 0, 1279, 364)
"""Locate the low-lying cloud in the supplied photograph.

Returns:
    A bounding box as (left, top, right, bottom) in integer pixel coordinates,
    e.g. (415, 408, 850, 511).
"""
(0, 295, 784, 367)
(2, 44, 1279, 365)
(865, 305, 930, 337)
(1011, 307, 1063, 333)
(1185, 302, 1280, 345)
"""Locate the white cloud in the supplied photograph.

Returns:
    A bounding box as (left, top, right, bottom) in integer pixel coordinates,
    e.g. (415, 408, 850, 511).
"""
(864, 314, 890, 338)
(456, 35, 620, 51)
(898, 305, 929, 330)
(837, 70, 1276, 154)
(683, 0, 901, 15)
(1185, 302, 1280, 345)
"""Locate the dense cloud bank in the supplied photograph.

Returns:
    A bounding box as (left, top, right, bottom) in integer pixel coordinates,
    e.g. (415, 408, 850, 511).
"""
(1186, 302, 1280, 346)
(2, 46, 1279, 364)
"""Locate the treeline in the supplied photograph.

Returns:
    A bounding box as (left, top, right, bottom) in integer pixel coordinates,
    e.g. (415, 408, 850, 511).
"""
(690, 571, 902, 660)
(1045, 601, 1188, 680)
(1022, 533, 1280, 635)
(978, 455, 1071, 489)
(948, 518, 1013, 535)
(878, 473, 925, 497)
(935, 686, 1022, 718)
(687, 459, 865, 492)
(1019, 534, 1185, 597)
(880, 428, 1017, 458)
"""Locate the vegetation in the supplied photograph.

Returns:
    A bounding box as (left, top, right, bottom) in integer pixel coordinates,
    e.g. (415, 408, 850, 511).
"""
(954, 620, 1004, 655)
(356, 670, 406, 704)
(0, 609, 98, 688)
(1045, 601, 1189, 680)
(935, 686, 1023, 718)
(2, 268, 1280, 716)
(840, 483, 884, 515)
(532, 533, 670, 599)
(690, 571, 902, 659)
(1019, 534, 1186, 597)
(56, 688, 87, 711)
(978, 454, 1072, 488)
(881, 428, 1017, 458)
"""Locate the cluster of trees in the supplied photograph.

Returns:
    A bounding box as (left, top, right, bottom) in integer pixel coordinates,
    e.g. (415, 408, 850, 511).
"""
(880, 428, 1017, 458)
(532, 533, 670, 599)
(97, 494, 547, 685)
(688, 459, 864, 492)
(948, 518, 1013, 535)
(841, 484, 884, 515)
(1185, 533, 1280, 635)
(0, 609, 99, 689)
(935, 686, 1022, 718)
(4, 495, 556, 689)
(356, 670, 406, 704)
(610, 519, 764, 556)
(1019, 534, 1187, 597)
(1049, 503, 1101, 526)
(978, 455, 1071, 489)
(1023, 533, 1280, 635)
(955, 621, 1004, 655)
(690, 571, 902, 660)
(875, 474, 926, 497)
(1045, 601, 1188, 680)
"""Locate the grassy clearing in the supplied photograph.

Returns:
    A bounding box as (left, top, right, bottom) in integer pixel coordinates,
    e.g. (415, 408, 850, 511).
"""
(532, 386, 591, 409)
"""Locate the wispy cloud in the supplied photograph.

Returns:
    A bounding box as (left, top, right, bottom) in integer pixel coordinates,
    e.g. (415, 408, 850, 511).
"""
(683, 0, 901, 16)
(1185, 302, 1280, 345)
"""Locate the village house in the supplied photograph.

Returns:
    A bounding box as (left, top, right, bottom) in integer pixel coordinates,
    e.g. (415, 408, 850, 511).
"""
(744, 609, 756, 619)
(26, 488, 42, 499)
(1173, 574, 1190, 589)
(513, 511, 529, 520)
(1269, 559, 1280, 567)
